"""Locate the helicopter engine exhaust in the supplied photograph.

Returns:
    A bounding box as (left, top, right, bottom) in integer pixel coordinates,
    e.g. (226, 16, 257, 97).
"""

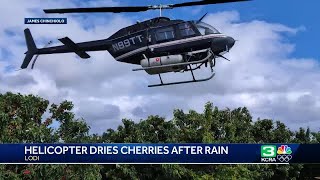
(140, 55, 185, 75)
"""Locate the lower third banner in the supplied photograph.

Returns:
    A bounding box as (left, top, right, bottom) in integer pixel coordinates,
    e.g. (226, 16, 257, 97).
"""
(0, 143, 319, 164)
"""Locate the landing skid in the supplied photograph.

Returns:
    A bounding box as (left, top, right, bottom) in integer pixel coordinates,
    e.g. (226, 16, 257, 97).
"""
(148, 71, 215, 87)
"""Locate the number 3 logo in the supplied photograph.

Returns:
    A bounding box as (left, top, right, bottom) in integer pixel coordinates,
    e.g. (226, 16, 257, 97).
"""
(261, 145, 276, 158)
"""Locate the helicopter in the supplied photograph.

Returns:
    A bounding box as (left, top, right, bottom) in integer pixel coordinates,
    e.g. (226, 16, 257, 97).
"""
(21, 0, 249, 87)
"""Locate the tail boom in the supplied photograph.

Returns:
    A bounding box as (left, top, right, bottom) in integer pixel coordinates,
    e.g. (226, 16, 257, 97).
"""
(20, 28, 112, 69)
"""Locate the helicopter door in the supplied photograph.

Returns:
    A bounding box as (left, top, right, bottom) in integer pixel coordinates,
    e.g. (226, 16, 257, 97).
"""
(147, 26, 176, 53)
(154, 26, 176, 43)
(178, 22, 196, 38)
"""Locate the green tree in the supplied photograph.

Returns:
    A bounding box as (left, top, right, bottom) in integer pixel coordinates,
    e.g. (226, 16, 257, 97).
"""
(0, 92, 318, 179)
(0, 92, 101, 179)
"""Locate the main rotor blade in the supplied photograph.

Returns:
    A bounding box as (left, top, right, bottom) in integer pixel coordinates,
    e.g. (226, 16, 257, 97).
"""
(44, 6, 150, 14)
(171, 0, 250, 8)
(44, 0, 251, 14)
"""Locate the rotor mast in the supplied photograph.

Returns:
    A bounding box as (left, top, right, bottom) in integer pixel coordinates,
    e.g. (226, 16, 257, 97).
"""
(148, 4, 173, 17)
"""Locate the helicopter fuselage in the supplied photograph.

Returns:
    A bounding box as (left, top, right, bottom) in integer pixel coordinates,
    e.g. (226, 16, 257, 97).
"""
(106, 17, 235, 67)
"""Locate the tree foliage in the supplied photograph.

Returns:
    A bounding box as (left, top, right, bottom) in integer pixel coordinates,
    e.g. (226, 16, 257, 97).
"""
(0, 92, 319, 179)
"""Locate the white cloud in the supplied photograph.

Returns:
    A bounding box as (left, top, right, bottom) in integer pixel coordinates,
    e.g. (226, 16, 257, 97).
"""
(0, 1, 319, 133)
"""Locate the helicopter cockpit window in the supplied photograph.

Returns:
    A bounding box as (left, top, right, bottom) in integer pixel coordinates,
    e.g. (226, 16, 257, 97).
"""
(156, 27, 175, 42)
(178, 23, 195, 37)
(195, 22, 220, 35)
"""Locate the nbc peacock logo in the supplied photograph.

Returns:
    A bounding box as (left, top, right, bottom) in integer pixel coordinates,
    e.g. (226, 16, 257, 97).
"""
(277, 145, 292, 155)
(276, 145, 292, 162)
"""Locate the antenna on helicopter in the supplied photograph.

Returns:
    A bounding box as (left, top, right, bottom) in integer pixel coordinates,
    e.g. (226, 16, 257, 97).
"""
(197, 12, 208, 23)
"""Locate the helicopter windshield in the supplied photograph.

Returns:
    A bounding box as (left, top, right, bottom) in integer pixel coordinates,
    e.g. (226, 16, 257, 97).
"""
(195, 22, 220, 35)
